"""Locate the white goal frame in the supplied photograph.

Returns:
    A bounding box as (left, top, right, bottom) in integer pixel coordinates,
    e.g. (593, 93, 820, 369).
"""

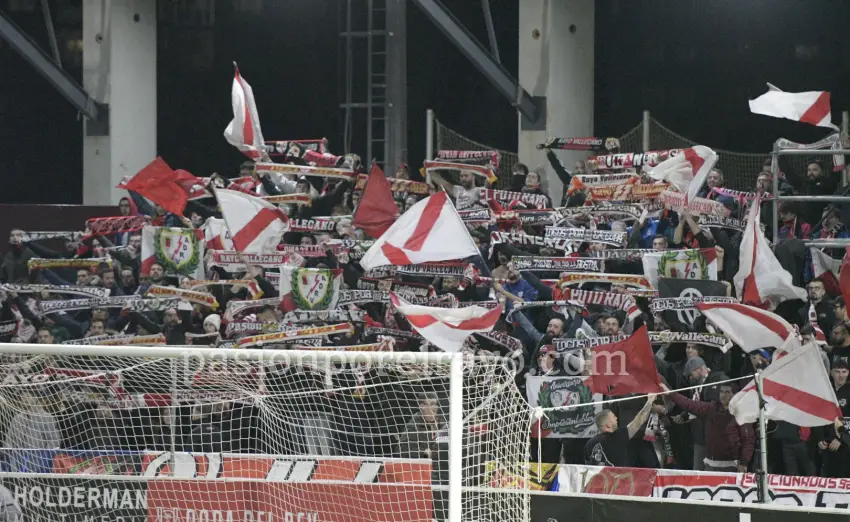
(0, 343, 522, 522)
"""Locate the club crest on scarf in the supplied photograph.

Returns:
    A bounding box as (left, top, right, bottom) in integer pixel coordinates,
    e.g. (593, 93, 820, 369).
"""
(279, 268, 342, 312)
(154, 228, 201, 276)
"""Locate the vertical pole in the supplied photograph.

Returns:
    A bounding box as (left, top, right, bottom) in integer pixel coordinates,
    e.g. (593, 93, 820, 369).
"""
(366, 0, 374, 166)
(755, 372, 770, 503)
(343, 0, 353, 153)
(771, 143, 780, 245)
(842, 111, 849, 188)
(641, 110, 651, 152)
(170, 359, 178, 476)
(386, 0, 407, 174)
(425, 109, 435, 184)
(448, 353, 464, 522)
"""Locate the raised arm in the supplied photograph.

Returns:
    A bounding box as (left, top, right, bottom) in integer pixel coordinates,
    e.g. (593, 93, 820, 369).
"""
(626, 394, 657, 439)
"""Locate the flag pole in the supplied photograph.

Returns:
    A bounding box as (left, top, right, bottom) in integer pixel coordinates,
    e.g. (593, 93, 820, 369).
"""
(754, 371, 770, 504)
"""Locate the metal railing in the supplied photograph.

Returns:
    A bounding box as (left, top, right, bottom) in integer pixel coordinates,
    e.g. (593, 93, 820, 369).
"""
(771, 147, 850, 242)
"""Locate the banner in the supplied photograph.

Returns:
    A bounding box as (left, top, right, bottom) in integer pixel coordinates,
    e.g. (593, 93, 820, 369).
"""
(698, 214, 746, 231)
(642, 248, 718, 289)
(550, 288, 641, 320)
(526, 375, 602, 438)
(423, 160, 497, 184)
(586, 182, 669, 202)
(358, 278, 434, 298)
(141, 226, 204, 279)
(255, 162, 358, 181)
(648, 331, 731, 351)
(556, 273, 652, 289)
(552, 464, 850, 509)
(61, 333, 167, 346)
(290, 217, 344, 233)
(279, 267, 342, 312)
(436, 149, 500, 171)
(656, 278, 731, 331)
(544, 227, 626, 246)
(355, 174, 431, 195)
(659, 190, 725, 216)
(262, 193, 312, 206)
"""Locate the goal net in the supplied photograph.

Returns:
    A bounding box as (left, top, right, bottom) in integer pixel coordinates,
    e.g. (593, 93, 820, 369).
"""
(0, 346, 529, 522)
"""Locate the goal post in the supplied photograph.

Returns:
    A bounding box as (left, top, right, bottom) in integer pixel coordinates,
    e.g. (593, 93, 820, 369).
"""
(0, 344, 530, 522)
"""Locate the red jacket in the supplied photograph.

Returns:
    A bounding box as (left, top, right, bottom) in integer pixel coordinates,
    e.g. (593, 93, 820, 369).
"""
(670, 393, 755, 466)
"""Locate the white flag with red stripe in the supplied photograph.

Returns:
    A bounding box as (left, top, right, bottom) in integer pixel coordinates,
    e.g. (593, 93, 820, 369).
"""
(223, 64, 267, 160)
(735, 196, 806, 309)
(203, 218, 234, 251)
(749, 83, 839, 130)
(215, 189, 289, 254)
(695, 301, 798, 353)
(359, 191, 480, 270)
(809, 247, 842, 295)
(730, 339, 841, 426)
(645, 146, 718, 202)
(390, 292, 502, 353)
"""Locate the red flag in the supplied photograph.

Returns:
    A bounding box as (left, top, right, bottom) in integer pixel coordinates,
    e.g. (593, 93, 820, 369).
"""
(118, 157, 198, 217)
(352, 163, 399, 238)
(587, 325, 661, 397)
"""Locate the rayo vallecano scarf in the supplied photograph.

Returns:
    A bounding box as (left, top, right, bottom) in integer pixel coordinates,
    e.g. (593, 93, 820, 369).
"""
(552, 287, 642, 320)
(649, 296, 738, 314)
(659, 190, 725, 216)
(364, 327, 423, 341)
(364, 263, 467, 280)
(537, 137, 605, 150)
(255, 162, 358, 181)
(587, 149, 676, 171)
(262, 194, 312, 206)
(236, 323, 355, 348)
(581, 248, 657, 261)
(437, 149, 500, 171)
(20, 231, 82, 243)
(474, 330, 523, 354)
(481, 189, 550, 209)
(586, 182, 669, 201)
(697, 214, 745, 232)
(554, 334, 626, 352)
(490, 231, 570, 252)
(28, 257, 112, 272)
(145, 285, 218, 309)
(295, 340, 394, 352)
(357, 278, 435, 298)
(0, 284, 110, 298)
(224, 297, 280, 322)
(85, 216, 147, 236)
(41, 296, 180, 314)
(710, 187, 772, 202)
(289, 217, 347, 233)
(544, 227, 626, 246)
(424, 160, 498, 184)
(511, 256, 603, 272)
(557, 272, 652, 289)
(61, 333, 167, 346)
(186, 280, 263, 299)
(207, 251, 305, 271)
(648, 330, 731, 351)
(568, 173, 639, 195)
(355, 174, 431, 195)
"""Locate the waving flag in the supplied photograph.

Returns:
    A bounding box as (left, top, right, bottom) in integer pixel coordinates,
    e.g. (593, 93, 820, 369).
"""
(352, 163, 399, 238)
(645, 146, 718, 202)
(696, 301, 798, 353)
(735, 196, 806, 309)
(586, 325, 661, 397)
(749, 83, 839, 130)
(809, 247, 842, 295)
(390, 292, 501, 352)
(223, 63, 267, 160)
(359, 191, 480, 270)
(730, 340, 840, 426)
(118, 157, 199, 217)
(215, 189, 288, 253)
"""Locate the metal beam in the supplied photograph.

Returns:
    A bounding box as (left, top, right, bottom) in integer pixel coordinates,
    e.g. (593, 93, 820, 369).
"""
(411, 0, 543, 126)
(385, 0, 407, 175)
(0, 7, 102, 121)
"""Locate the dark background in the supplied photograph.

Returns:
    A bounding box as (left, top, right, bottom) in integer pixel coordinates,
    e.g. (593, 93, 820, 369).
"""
(2, 0, 849, 204)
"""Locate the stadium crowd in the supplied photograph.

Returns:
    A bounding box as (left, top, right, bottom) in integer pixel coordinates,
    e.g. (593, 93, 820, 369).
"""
(0, 135, 849, 482)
